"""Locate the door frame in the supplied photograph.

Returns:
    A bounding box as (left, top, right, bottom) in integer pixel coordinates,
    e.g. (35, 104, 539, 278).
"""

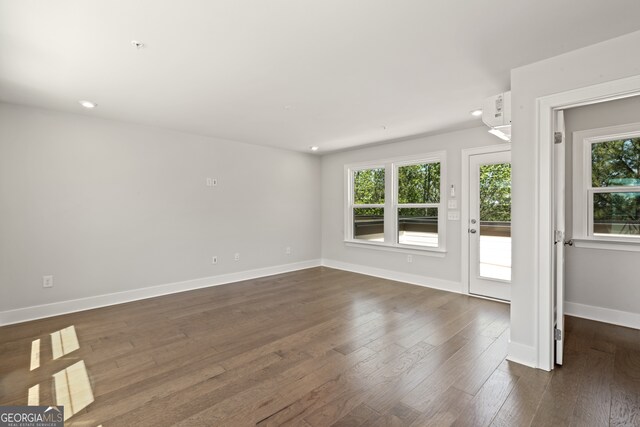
(536, 75, 640, 371)
(461, 143, 512, 298)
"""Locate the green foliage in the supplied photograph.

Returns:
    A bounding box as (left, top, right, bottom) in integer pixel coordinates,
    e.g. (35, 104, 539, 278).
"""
(398, 163, 440, 204)
(354, 168, 385, 205)
(353, 207, 384, 218)
(591, 138, 640, 231)
(479, 163, 511, 222)
(591, 138, 640, 187)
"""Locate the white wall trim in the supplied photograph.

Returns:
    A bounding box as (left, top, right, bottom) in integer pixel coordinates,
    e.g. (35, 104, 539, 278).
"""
(507, 341, 538, 369)
(321, 258, 463, 294)
(572, 238, 640, 252)
(0, 259, 322, 326)
(344, 241, 446, 257)
(565, 301, 640, 330)
(535, 74, 640, 372)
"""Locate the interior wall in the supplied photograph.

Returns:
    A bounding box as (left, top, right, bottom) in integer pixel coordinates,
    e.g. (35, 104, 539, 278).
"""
(0, 103, 321, 315)
(510, 29, 640, 367)
(321, 126, 501, 290)
(564, 96, 640, 320)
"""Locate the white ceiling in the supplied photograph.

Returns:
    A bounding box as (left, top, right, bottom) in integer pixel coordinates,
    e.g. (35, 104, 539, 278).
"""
(1, 1, 640, 153)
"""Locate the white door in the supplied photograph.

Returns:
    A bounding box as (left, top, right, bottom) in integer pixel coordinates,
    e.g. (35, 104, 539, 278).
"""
(469, 150, 512, 301)
(553, 110, 566, 365)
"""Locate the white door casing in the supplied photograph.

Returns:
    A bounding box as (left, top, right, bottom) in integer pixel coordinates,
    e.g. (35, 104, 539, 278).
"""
(553, 110, 566, 365)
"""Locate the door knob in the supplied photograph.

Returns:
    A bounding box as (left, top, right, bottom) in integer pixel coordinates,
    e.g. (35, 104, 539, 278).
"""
(469, 229, 477, 234)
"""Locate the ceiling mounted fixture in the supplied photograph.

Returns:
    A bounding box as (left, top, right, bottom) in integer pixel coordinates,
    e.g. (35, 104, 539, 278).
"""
(131, 40, 145, 49)
(310, 146, 319, 151)
(470, 109, 483, 117)
(78, 100, 97, 109)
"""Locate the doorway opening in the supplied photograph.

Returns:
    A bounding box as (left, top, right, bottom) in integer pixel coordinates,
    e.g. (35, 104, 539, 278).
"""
(537, 75, 640, 371)
(553, 94, 640, 366)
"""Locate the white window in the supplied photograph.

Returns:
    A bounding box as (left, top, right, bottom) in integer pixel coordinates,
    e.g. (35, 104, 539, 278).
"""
(345, 152, 446, 254)
(573, 123, 640, 244)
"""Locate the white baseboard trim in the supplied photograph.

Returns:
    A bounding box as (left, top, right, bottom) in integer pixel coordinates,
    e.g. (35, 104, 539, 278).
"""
(321, 259, 463, 294)
(507, 341, 538, 369)
(565, 301, 640, 330)
(0, 259, 322, 326)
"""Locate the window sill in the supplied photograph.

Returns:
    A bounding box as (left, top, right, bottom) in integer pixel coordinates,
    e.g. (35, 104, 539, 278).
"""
(572, 238, 640, 252)
(344, 240, 447, 257)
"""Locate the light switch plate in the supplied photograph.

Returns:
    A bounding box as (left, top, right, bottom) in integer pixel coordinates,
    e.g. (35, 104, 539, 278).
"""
(447, 211, 460, 221)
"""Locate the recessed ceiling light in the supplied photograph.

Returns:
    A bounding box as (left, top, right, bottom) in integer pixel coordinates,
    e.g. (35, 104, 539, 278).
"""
(310, 146, 319, 151)
(470, 109, 483, 117)
(131, 40, 145, 49)
(79, 100, 97, 109)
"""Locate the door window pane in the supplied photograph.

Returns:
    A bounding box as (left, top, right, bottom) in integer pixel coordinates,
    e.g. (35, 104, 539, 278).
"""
(398, 163, 440, 203)
(398, 208, 438, 247)
(591, 138, 640, 187)
(479, 163, 511, 281)
(593, 192, 640, 237)
(354, 168, 385, 204)
(353, 208, 384, 241)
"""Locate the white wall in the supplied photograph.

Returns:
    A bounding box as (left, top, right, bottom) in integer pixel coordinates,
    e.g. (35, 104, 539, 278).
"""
(321, 126, 501, 291)
(0, 103, 321, 320)
(564, 96, 640, 323)
(510, 30, 640, 367)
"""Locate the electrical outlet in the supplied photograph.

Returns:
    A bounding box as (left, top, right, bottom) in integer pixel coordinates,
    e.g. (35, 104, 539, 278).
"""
(407, 255, 413, 263)
(205, 178, 218, 187)
(234, 253, 240, 261)
(43, 275, 53, 288)
(212, 256, 218, 265)
(285, 246, 291, 255)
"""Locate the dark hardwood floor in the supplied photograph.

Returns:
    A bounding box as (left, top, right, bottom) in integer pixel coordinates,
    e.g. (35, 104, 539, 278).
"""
(1, 267, 639, 426)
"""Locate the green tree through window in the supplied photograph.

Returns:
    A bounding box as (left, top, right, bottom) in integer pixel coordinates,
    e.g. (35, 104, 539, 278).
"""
(353, 168, 384, 216)
(479, 163, 511, 222)
(591, 137, 640, 235)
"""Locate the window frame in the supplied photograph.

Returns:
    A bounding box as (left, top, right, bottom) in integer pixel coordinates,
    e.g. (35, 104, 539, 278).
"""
(344, 152, 447, 255)
(572, 122, 640, 246)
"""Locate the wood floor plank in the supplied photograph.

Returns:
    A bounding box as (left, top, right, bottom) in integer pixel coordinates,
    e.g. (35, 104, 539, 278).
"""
(330, 402, 379, 427)
(451, 368, 517, 426)
(571, 349, 614, 426)
(409, 385, 474, 426)
(1, 268, 639, 427)
(530, 346, 589, 426)
(400, 334, 497, 412)
(452, 329, 510, 395)
(358, 333, 469, 414)
(610, 387, 640, 427)
(490, 359, 552, 427)
(256, 344, 405, 427)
